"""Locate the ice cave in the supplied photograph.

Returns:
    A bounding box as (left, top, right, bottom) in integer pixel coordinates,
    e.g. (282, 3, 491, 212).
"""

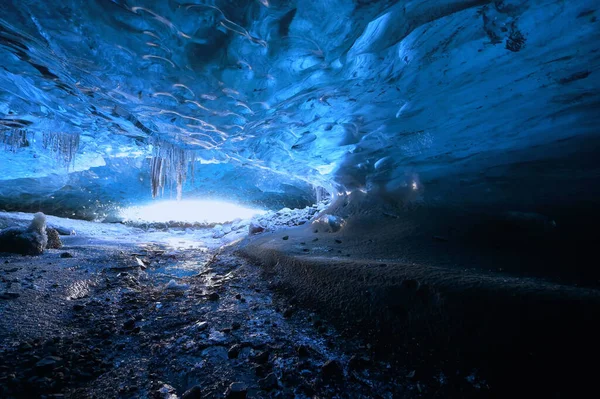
(0, 0, 599, 397)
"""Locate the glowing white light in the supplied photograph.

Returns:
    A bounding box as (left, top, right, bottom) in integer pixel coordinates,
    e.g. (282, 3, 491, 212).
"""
(120, 200, 266, 224)
(412, 181, 418, 190)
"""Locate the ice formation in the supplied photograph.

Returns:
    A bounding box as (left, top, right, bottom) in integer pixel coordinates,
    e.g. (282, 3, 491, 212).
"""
(0, 0, 598, 219)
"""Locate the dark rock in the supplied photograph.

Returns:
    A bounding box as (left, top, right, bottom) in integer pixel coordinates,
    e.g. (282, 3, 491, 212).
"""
(73, 304, 85, 311)
(254, 365, 268, 377)
(232, 321, 241, 330)
(228, 344, 243, 359)
(283, 307, 294, 318)
(207, 292, 220, 301)
(321, 360, 343, 380)
(249, 223, 264, 235)
(60, 252, 73, 258)
(46, 228, 63, 249)
(258, 373, 279, 391)
(35, 356, 63, 372)
(123, 319, 136, 330)
(335, 239, 342, 244)
(18, 342, 33, 352)
(297, 345, 310, 357)
(251, 350, 270, 364)
(225, 382, 247, 398)
(348, 355, 371, 370)
(235, 293, 242, 300)
(0, 292, 19, 299)
(182, 385, 202, 399)
(282, 235, 289, 240)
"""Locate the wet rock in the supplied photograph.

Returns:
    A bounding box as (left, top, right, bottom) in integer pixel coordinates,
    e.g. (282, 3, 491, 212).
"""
(335, 239, 342, 244)
(182, 385, 202, 399)
(60, 252, 73, 258)
(225, 382, 247, 398)
(321, 360, 343, 380)
(282, 235, 289, 240)
(207, 292, 220, 301)
(259, 373, 279, 391)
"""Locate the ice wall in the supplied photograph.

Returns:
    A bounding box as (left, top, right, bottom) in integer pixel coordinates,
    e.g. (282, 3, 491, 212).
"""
(1, 0, 599, 216)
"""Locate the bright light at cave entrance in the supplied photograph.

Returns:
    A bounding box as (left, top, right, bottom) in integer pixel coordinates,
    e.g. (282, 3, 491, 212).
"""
(120, 200, 266, 224)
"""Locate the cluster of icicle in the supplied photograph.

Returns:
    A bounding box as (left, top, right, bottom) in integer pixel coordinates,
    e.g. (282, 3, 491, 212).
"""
(42, 131, 80, 167)
(0, 129, 29, 152)
(150, 138, 196, 200)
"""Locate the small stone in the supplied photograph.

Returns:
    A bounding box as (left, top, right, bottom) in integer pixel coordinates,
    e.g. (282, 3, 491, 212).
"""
(258, 373, 278, 391)
(321, 360, 343, 380)
(60, 252, 73, 258)
(207, 292, 220, 301)
(225, 382, 247, 398)
(182, 385, 202, 399)
(282, 235, 289, 240)
(235, 293, 242, 300)
(335, 239, 342, 244)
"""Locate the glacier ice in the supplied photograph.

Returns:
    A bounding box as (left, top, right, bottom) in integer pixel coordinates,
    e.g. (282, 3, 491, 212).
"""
(0, 0, 598, 217)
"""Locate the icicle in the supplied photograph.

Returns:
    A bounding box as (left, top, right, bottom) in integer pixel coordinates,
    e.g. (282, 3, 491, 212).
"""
(149, 138, 196, 200)
(0, 129, 29, 152)
(42, 131, 80, 168)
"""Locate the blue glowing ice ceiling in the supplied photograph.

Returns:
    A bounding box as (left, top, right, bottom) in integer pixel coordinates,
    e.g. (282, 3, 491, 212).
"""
(1, 0, 599, 216)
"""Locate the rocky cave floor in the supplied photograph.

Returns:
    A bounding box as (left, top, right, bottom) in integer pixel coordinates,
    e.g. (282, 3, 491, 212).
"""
(1, 210, 598, 398)
(0, 219, 483, 399)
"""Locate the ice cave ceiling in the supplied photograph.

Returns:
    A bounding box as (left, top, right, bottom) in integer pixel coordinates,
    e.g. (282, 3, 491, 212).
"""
(0, 0, 599, 218)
